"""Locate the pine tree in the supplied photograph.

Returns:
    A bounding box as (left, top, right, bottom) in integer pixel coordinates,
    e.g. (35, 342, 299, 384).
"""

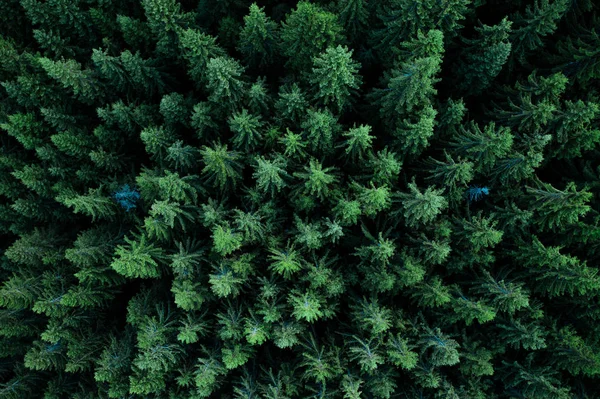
(274, 83, 309, 126)
(293, 159, 339, 202)
(337, 0, 369, 42)
(280, 1, 345, 72)
(549, 325, 600, 377)
(456, 17, 512, 94)
(38, 57, 103, 104)
(238, 3, 280, 68)
(450, 121, 513, 173)
(509, 0, 569, 64)
(308, 45, 362, 113)
(394, 180, 448, 228)
(178, 28, 226, 85)
(550, 100, 600, 159)
(501, 356, 571, 399)
(553, 21, 600, 85)
(513, 236, 600, 297)
(526, 181, 592, 231)
(253, 155, 289, 196)
(199, 142, 243, 190)
(369, 29, 443, 120)
(393, 103, 437, 157)
(419, 327, 460, 367)
(228, 108, 265, 151)
(205, 56, 247, 113)
(57, 187, 118, 222)
(300, 108, 341, 155)
(111, 234, 166, 279)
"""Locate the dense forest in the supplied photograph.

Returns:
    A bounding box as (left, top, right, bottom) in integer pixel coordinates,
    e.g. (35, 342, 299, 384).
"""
(1, 0, 600, 397)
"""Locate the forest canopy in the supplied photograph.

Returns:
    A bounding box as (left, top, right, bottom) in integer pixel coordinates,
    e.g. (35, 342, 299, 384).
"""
(1, 0, 600, 398)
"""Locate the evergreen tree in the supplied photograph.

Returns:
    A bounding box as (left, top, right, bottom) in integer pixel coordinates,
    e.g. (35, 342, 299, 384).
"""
(456, 18, 512, 94)
(238, 3, 279, 68)
(280, 1, 345, 72)
(308, 45, 362, 114)
(394, 179, 448, 228)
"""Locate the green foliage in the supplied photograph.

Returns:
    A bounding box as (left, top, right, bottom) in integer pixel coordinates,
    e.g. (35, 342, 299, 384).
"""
(39, 59, 100, 104)
(456, 18, 512, 94)
(526, 181, 592, 231)
(205, 56, 247, 112)
(253, 155, 289, 196)
(238, 4, 279, 68)
(294, 159, 339, 201)
(212, 223, 244, 256)
(111, 234, 166, 279)
(309, 45, 362, 113)
(228, 108, 265, 151)
(179, 28, 226, 84)
(395, 180, 448, 228)
(2, 1, 600, 398)
(280, 1, 345, 72)
(58, 188, 118, 222)
(199, 142, 243, 190)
